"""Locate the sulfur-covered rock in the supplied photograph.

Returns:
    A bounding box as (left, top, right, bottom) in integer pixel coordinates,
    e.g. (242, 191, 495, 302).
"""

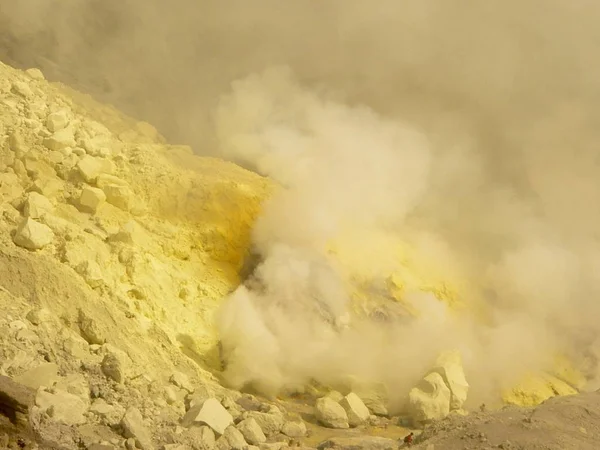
(15, 363, 59, 389)
(281, 420, 307, 438)
(44, 128, 76, 151)
(101, 346, 132, 383)
(13, 218, 55, 250)
(407, 372, 451, 423)
(46, 110, 70, 132)
(102, 183, 133, 211)
(325, 391, 344, 403)
(30, 177, 64, 198)
(181, 398, 233, 435)
(25, 68, 45, 80)
(12, 81, 33, 98)
(78, 155, 112, 182)
(121, 407, 154, 450)
(315, 397, 349, 429)
(78, 186, 106, 213)
(35, 388, 88, 425)
(246, 411, 285, 436)
(170, 371, 194, 393)
(431, 350, 469, 410)
(223, 425, 247, 450)
(76, 260, 104, 288)
(237, 417, 267, 445)
(23, 192, 54, 219)
(339, 393, 370, 427)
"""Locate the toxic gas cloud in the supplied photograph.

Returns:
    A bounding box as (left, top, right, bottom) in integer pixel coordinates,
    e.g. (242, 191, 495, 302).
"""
(3, 0, 600, 407)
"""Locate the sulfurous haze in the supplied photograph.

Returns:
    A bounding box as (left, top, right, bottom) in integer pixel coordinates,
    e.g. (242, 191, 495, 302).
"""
(3, 0, 600, 407)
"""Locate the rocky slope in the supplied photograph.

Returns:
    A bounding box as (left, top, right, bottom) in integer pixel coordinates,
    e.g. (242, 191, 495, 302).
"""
(0, 58, 595, 450)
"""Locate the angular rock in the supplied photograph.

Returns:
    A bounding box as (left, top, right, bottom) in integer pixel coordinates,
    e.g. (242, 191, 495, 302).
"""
(237, 417, 267, 444)
(247, 411, 285, 436)
(339, 393, 370, 427)
(14, 362, 59, 389)
(186, 384, 217, 410)
(29, 177, 64, 198)
(13, 218, 55, 250)
(181, 398, 233, 435)
(101, 346, 132, 383)
(8, 131, 26, 153)
(408, 372, 451, 423)
(90, 399, 116, 419)
(121, 407, 153, 450)
(282, 420, 307, 438)
(180, 425, 215, 450)
(431, 350, 469, 410)
(36, 388, 88, 425)
(79, 311, 107, 345)
(223, 425, 247, 450)
(78, 186, 106, 213)
(170, 371, 194, 393)
(78, 155, 108, 183)
(353, 384, 389, 417)
(314, 397, 349, 429)
(0, 374, 36, 414)
(44, 128, 76, 151)
(164, 386, 179, 405)
(46, 110, 70, 132)
(102, 183, 133, 211)
(26, 308, 53, 325)
(23, 192, 53, 219)
(236, 395, 263, 412)
(54, 373, 90, 404)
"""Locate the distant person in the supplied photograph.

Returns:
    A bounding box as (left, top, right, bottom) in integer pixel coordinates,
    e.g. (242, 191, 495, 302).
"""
(403, 432, 414, 447)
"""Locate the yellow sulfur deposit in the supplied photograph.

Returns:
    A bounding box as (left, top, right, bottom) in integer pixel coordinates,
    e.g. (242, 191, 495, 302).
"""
(502, 372, 578, 407)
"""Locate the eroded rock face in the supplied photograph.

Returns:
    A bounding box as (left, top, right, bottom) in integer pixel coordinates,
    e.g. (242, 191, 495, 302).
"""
(315, 397, 349, 429)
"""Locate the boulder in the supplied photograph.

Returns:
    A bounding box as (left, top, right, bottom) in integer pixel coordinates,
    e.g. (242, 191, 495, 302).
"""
(314, 397, 349, 429)
(431, 350, 469, 410)
(13, 218, 55, 250)
(339, 393, 370, 427)
(407, 372, 451, 423)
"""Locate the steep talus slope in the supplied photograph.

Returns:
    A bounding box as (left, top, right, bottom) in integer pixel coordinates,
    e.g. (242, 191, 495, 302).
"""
(0, 58, 272, 386)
